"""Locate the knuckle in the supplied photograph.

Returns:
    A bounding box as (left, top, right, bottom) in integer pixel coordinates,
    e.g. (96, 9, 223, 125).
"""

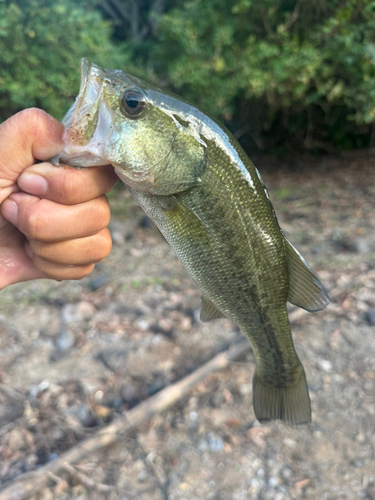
(94, 229, 112, 261)
(60, 167, 82, 204)
(16, 108, 51, 141)
(25, 209, 45, 240)
(94, 196, 111, 227)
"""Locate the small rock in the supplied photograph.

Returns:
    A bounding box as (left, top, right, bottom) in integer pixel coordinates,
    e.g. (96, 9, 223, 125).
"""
(281, 466, 293, 479)
(354, 238, 371, 254)
(75, 404, 97, 428)
(97, 349, 128, 373)
(111, 230, 124, 245)
(120, 383, 138, 406)
(147, 378, 165, 396)
(365, 309, 375, 326)
(269, 476, 279, 487)
(56, 329, 75, 352)
(317, 359, 333, 372)
(210, 391, 225, 408)
(76, 301, 95, 320)
(24, 454, 38, 471)
(206, 432, 224, 452)
(136, 319, 150, 331)
(89, 275, 110, 291)
(137, 468, 149, 483)
(283, 438, 296, 448)
(94, 404, 112, 419)
(29, 380, 50, 398)
(188, 411, 199, 431)
(7, 429, 26, 452)
(36, 447, 49, 465)
(238, 383, 252, 397)
(257, 467, 265, 478)
(61, 301, 95, 324)
(308, 375, 324, 392)
(109, 397, 123, 410)
(139, 215, 153, 229)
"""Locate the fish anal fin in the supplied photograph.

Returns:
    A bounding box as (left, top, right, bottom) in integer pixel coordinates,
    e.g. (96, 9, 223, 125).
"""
(252, 368, 311, 428)
(285, 237, 330, 312)
(200, 296, 225, 322)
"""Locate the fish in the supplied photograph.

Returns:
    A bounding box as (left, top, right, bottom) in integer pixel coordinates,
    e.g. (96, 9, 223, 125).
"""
(53, 58, 330, 428)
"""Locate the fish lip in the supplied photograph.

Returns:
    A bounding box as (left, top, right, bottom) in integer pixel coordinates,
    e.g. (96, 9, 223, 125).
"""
(57, 59, 114, 168)
(80, 58, 91, 94)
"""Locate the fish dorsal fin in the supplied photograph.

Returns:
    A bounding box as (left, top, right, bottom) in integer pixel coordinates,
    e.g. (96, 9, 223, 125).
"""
(285, 237, 330, 312)
(200, 296, 225, 322)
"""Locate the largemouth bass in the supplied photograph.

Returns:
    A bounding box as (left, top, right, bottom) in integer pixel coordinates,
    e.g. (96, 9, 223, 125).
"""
(54, 59, 329, 428)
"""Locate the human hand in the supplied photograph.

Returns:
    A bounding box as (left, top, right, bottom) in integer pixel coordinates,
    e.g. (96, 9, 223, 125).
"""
(0, 108, 118, 290)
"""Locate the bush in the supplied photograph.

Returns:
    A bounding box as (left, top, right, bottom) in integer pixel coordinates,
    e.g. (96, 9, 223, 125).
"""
(129, 0, 375, 151)
(0, 0, 125, 121)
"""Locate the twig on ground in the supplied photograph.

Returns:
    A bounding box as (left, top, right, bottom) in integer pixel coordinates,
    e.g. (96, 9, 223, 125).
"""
(0, 272, 370, 500)
(125, 414, 170, 500)
(62, 462, 115, 492)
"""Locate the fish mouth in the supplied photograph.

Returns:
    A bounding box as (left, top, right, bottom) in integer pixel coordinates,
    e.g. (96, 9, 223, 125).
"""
(57, 59, 113, 168)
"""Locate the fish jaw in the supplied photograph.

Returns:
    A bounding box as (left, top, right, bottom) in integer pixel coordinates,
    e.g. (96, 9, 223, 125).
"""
(56, 59, 114, 168)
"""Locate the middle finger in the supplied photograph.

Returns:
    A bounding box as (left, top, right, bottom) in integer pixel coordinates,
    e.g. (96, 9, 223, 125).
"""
(1, 192, 111, 242)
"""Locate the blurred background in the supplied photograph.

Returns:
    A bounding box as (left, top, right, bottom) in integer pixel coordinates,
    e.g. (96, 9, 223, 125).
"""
(2, 0, 375, 155)
(1, 1, 375, 500)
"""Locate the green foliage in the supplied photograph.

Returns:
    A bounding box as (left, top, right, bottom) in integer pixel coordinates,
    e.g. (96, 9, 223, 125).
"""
(1, 0, 375, 151)
(128, 0, 375, 151)
(0, 0, 126, 121)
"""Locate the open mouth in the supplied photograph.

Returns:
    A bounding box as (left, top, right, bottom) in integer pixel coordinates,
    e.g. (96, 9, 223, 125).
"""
(56, 59, 114, 168)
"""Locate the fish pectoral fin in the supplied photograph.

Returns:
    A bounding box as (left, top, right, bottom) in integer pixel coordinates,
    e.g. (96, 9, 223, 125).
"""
(285, 237, 330, 312)
(200, 296, 225, 322)
(159, 196, 211, 245)
(252, 367, 311, 429)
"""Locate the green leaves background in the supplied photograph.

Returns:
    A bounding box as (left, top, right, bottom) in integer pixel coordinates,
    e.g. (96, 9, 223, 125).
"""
(1, 0, 375, 152)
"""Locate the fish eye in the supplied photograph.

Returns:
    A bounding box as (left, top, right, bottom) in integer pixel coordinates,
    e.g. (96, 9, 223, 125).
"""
(120, 90, 146, 117)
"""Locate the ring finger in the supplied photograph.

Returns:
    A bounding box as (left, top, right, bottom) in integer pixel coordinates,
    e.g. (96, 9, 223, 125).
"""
(28, 228, 112, 265)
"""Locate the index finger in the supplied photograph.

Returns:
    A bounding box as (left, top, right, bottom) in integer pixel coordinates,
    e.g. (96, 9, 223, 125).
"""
(0, 108, 65, 183)
(18, 162, 119, 205)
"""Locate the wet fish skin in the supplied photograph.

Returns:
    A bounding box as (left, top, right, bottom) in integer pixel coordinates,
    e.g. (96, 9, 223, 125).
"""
(55, 59, 329, 428)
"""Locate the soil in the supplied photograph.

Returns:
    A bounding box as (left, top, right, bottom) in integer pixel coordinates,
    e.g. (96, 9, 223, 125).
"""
(0, 152, 374, 500)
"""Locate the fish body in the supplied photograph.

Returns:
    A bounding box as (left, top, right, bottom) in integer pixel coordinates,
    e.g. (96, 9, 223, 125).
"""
(55, 59, 329, 427)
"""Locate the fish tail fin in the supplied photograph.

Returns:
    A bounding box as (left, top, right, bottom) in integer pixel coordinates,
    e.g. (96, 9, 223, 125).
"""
(252, 367, 311, 428)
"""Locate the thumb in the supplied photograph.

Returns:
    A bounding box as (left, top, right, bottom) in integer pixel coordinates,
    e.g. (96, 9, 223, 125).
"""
(0, 108, 65, 188)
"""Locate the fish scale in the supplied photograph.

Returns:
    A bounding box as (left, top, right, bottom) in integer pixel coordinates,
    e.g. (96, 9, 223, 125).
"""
(54, 58, 330, 428)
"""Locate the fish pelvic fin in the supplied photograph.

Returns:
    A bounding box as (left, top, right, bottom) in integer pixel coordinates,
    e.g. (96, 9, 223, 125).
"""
(252, 367, 311, 429)
(200, 296, 225, 322)
(285, 237, 330, 312)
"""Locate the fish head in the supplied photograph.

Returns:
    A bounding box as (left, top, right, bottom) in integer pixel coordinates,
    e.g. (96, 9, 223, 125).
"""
(57, 58, 206, 192)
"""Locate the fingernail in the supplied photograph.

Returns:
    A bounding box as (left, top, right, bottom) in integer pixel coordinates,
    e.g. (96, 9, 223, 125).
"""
(1, 199, 18, 225)
(18, 173, 48, 196)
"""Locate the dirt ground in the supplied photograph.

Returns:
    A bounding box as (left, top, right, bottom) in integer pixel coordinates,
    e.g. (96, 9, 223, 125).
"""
(0, 152, 374, 500)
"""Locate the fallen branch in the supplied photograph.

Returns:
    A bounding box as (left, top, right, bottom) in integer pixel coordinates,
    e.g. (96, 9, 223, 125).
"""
(62, 463, 115, 492)
(0, 271, 369, 500)
(0, 339, 250, 500)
